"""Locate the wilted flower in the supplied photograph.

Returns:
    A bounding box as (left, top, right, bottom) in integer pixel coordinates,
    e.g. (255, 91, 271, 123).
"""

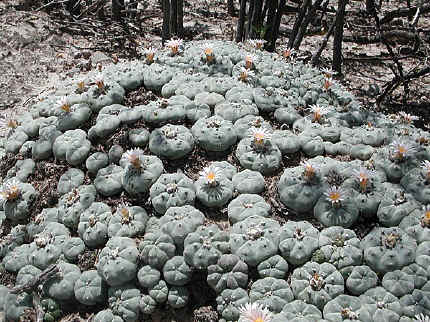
(238, 302, 273, 322)
(323, 76, 334, 91)
(57, 96, 72, 113)
(390, 140, 416, 161)
(301, 161, 319, 182)
(352, 167, 374, 193)
(309, 104, 329, 123)
(122, 148, 145, 169)
(143, 47, 156, 63)
(94, 73, 105, 91)
(200, 165, 223, 187)
(421, 205, 430, 228)
(249, 127, 272, 146)
(76, 79, 86, 93)
(0, 179, 21, 205)
(244, 54, 256, 69)
(422, 160, 430, 181)
(325, 186, 346, 207)
(201, 43, 215, 62)
(0, 111, 19, 137)
(399, 111, 419, 124)
(238, 67, 255, 82)
(249, 39, 267, 50)
(117, 202, 131, 223)
(166, 38, 183, 55)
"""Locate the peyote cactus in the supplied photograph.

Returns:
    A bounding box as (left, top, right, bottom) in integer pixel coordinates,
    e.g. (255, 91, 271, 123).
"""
(232, 169, 266, 194)
(140, 99, 186, 124)
(230, 215, 280, 267)
(163, 255, 193, 286)
(249, 277, 294, 313)
(323, 294, 372, 322)
(257, 254, 289, 279)
(93, 309, 124, 322)
(191, 115, 237, 152)
(361, 227, 417, 273)
(121, 149, 164, 197)
(399, 206, 430, 243)
(57, 168, 85, 195)
(137, 265, 161, 289)
(195, 165, 234, 208)
(167, 285, 190, 309)
(53, 129, 91, 166)
(139, 231, 176, 270)
(78, 202, 111, 248)
(74, 269, 107, 305)
(382, 270, 414, 298)
(107, 285, 141, 322)
(233, 115, 273, 140)
(148, 279, 169, 304)
(43, 261, 81, 301)
(345, 265, 378, 296)
(207, 254, 248, 294)
(149, 172, 196, 215)
(94, 164, 124, 197)
(4, 292, 33, 321)
(279, 220, 319, 266)
(1, 179, 38, 222)
(290, 261, 344, 310)
(86, 152, 109, 176)
(148, 124, 194, 160)
(216, 288, 249, 322)
(235, 127, 282, 175)
(97, 237, 139, 287)
(227, 194, 271, 224)
(183, 224, 230, 270)
(108, 204, 148, 237)
(360, 287, 403, 322)
(277, 300, 323, 321)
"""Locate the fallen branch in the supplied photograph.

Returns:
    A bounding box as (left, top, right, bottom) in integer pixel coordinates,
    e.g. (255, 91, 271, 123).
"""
(343, 30, 417, 44)
(11, 265, 59, 295)
(311, 21, 336, 65)
(380, 4, 430, 25)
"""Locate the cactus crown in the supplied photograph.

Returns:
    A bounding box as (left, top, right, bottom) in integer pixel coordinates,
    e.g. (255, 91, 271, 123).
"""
(323, 76, 333, 91)
(381, 231, 400, 249)
(244, 54, 256, 69)
(57, 96, 72, 113)
(246, 225, 264, 241)
(249, 39, 266, 50)
(341, 308, 359, 320)
(309, 270, 325, 291)
(161, 125, 178, 139)
(353, 167, 374, 193)
(421, 205, 430, 228)
(202, 43, 214, 62)
(390, 140, 416, 162)
(94, 73, 105, 91)
(143, 46, 156, 63)
(123, 148, 145, 170)
(249, 127, 272, 148)
(301, 161, 319, 183)
(206, 118, 222, 128)
(166, 38, 183, 55)
(238, 67, 255, 82)
(309, 104, 329, 123)
(117, 203, 131, 224)
(200, 166, 223, 188)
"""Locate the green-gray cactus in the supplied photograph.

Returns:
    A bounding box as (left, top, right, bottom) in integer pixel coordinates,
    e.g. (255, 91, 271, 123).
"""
(183, 224, 230, 270)
(150, 172, 196, 215)
(279, 220, 319, 266)
(360, 287, 403, 322)
(94, 164, 124, 197)
(108, 285, 141, 322)
(191, 115, 237, 152)
(228, 194, 271, 224)
(139, 231, 176, 270)
(2, 179, 38, 222)
(382, 270, 414, 298)
(74, 269, 107, 305)
(361, 227, 417, 273)
(137, 265, 161, 289)
(195, 165, 234, 208)
(97, 237, 139, 287)
(163, 256, 192, 286)
(230, 215, 280, 267)
(323, 294, 372, 322)
(53, 129, 91, 166)
(216, 288, 249, 322)
(43, 261, 81, 301)
(345, 265, 378, 295)
(290, 261, 344, 310)
(86, 152, 109, 175)
(108, 204, 148, 237)
(167, 286, 189, 309)
(207, 254, 248, 294)
(232, 169, 265, 194)
(78, 202, 111, 248)
(149, 124, 194, 160)
(57, 168, 85, 195)
(249, 277, 294, 313)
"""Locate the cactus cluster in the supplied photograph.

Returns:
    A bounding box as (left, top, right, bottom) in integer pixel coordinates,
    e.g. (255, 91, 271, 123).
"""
(1, 39, 430, 321)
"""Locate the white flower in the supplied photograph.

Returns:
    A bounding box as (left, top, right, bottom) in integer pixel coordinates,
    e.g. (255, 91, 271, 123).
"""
(249, 127, 272, 145)
(166, 38, 183, 55)
(323, 76, 334, 91)
(200, 166, 223, 187)
(321, 67, 336, 77)
(390, 140, 416, 160)
(94, 73, 105, 90)
(201, 42, 215, 61)
(399, 111, 419, 124)
(280, 46, 294, 59)
(325, 186, 346, 207)
(122, 148, 145, 169)
(415, 313, 430, 322)
(309, 104, 329, 123)
(57, 96, 72, 113)
(352, 167, 375, 192)
(238, 302, 273, 322)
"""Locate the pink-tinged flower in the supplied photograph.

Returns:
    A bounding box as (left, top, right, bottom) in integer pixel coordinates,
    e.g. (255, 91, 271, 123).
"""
(238, 67, 255, 82)
(244, 54, 257, 69)
(325, 186, 346, 207)
(143, 47, 156, 63)
(122, 148, 145, 169)
(166, 38, 183, 55)
(390, 140, 416, 161)
(280, 46, 294, 59)
(249, 127, 272, 146)
(57, 96, 72, 113)
(352, 167, 375, 192)
(249, 39, 267, 49)
(0, 112, 19, 137)
(200, 165, 223, 187)
(399, 111, 419, 124)
(76, 79, 86, 92)
(301, 161, 319, 182)
(238, 302, 273, 322)
(309, 104, 329, 123)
